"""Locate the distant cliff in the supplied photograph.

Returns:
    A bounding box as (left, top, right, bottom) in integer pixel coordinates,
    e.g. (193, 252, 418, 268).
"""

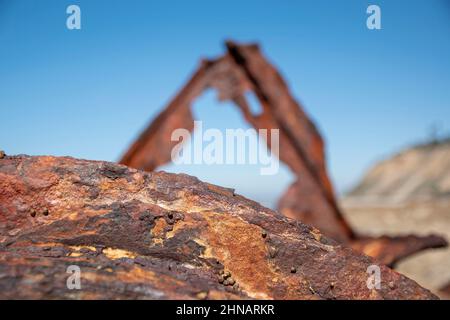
(342, 140, 450, 297)
(344, 139, 450, 206)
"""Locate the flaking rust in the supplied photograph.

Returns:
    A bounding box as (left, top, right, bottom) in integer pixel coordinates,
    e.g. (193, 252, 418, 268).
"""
(0, 155, 439, 299)
(120, 41, 447, 267)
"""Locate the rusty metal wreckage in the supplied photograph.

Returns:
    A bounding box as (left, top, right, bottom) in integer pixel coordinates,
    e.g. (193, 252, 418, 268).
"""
(0, 155, 440, 299)
(120, 40, 447, 267)
(0, 41, 447, 300)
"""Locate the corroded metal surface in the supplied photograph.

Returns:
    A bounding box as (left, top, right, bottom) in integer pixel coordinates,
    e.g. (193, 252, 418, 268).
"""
(119, 41, 446, 266)
(0, 155, 438, 299)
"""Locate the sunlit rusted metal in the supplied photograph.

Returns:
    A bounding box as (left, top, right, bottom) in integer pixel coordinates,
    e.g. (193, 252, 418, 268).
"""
(0, 155, 439, 299)
(119, 41, 446, 267)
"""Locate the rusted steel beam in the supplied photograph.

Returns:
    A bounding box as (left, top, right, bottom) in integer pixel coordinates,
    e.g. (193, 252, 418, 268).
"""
(0, 155, 439, 299)
(119, 41, 446, 266)
(351, 235, 447, 267)
(120, 41, 352, 242)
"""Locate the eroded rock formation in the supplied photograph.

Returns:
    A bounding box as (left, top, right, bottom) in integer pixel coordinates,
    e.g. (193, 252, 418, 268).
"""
(0, 155, 438, 299)
(343, 139, 450, 294)
(344, 139, 450, 206)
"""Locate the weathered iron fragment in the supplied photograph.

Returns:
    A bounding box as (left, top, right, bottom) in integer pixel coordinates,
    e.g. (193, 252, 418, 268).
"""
(0, 155, 438, 299)
(350, 235, 447, 266)
(119, 41, 446, 266)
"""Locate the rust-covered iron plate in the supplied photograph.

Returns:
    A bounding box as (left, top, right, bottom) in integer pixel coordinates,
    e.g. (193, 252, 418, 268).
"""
(0, 155, 438, 299)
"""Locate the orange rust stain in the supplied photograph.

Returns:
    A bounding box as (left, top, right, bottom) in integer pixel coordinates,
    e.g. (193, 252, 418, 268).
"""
(67, 212, 79, 220)
(103, 248, 137, 260)
(165, 217, 192, 239)
(68, 252, 83, 257)
(116, 266, 157, 282)
(200, 213, 275, 299)
(98, 178, 141, 195)
(310, 228, 323, 242)
(17, 242, 62, 248)
(115, 266, 193, 299)
(361, 241, 384, 258)
(68, 245, 97, 256)
(82, 271, 111, 283)
(151, 218, 168, 238)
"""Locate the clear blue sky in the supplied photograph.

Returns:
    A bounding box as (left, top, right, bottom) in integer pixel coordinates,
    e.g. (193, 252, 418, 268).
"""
(1, 0, 449, 208)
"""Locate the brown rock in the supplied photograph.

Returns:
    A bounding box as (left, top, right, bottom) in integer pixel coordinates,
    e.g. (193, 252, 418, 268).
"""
(0, 155, 438, 299)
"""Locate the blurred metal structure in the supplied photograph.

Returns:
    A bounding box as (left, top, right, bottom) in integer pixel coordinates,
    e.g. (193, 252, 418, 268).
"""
(120, 41, 446, 266)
